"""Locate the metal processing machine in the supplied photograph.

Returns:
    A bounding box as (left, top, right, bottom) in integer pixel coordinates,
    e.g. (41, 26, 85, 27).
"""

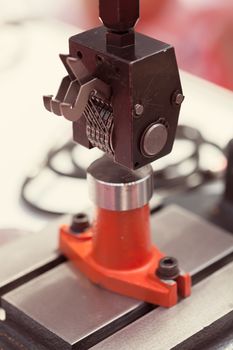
(0, 1, 233, 349)
(43, 0, 190, 308)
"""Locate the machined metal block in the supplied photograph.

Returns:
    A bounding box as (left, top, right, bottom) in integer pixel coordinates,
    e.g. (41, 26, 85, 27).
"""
(70, 27, 182, 169)
(1, 263, 147, 350)
(93, 261, 233, 350)
(0, 215, 68, 295)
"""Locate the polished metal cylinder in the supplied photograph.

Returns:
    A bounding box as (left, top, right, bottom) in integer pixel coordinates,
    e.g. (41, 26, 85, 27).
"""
(87, 156, 153, 211)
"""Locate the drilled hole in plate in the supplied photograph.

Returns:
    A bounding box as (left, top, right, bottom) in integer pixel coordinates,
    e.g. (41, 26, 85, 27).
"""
(77, 51, 83, 59)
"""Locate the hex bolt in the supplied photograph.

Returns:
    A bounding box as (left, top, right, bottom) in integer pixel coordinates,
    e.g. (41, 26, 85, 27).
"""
(99, 0, 139, 33)
(172, 91, 185, 106)
(70, 213, 90, 234)
(156, 256, 180, 280)
(134, 104, 144, 117)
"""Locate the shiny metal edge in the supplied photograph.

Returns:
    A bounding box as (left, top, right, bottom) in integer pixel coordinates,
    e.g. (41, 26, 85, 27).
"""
(93, 261, 233, 350)
(1, 263, 145, 349)
(152, 205, 233, 275)
(1, 205, 233, 348)
(0, 215, 70, 293)
(1, 204, 233, 295)
(87, 157, 153, 211)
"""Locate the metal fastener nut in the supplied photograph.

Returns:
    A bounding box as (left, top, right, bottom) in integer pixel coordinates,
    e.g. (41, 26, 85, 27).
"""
(99, 0, 139, 33)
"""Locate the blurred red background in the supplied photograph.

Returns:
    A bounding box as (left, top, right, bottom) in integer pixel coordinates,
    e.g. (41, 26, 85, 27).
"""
(62, 0, 233, 91)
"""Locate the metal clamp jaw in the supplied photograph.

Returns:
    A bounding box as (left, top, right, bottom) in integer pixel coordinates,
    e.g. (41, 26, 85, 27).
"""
(43, 0, 184, 170)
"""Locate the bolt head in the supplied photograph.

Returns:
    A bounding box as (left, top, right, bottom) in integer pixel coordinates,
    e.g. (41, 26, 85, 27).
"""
(99, 0, 139, 32)
(173, 92, 185, 106)
(156, 256, 180, 280)
(70, 213, 90, 234)
(134, 104, 144, 117)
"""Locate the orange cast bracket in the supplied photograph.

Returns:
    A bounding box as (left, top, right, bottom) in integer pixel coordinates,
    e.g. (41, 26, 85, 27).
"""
(60, 204, 191, 308)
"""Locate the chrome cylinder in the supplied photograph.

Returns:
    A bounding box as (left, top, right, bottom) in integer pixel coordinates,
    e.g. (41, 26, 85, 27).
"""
(87, 156, 153, 211)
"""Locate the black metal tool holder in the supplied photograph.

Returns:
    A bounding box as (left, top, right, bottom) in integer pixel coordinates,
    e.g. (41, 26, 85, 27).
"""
(1, 1, 233, 348)
(44, 0, 183, 169)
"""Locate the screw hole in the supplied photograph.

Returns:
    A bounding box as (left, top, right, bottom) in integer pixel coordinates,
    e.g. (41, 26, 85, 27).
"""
(163, 257, 175, 266)
(74, 213, 87, 220)
(77, 51, 83, 59)
(96, 55, 104, 64)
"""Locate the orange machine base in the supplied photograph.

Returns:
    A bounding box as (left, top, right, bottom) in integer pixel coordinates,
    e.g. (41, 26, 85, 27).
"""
(60, 225, 191, 308)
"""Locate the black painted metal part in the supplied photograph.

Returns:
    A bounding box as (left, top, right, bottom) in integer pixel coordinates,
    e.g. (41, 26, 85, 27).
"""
(43, 0, 183, 169)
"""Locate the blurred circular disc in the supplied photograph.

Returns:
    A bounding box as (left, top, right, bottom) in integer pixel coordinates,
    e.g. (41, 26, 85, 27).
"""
(0, 228, 30, 245)
(199, 144, 226, 175)
(24, 168, 91, 214)
(0, 23, 26, 73)
(49, 147, 78, 176)
(152, 139, 196, 171)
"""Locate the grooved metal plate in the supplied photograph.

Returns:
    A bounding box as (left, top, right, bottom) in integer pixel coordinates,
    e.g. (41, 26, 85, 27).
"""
(1, 205, 233, 349)
(154, 205, 233, 275)
(1, 205, 233, 295)
(2, 263, 145, 350)
(93, 261, 233, 350)
(0, 215, 69, 294)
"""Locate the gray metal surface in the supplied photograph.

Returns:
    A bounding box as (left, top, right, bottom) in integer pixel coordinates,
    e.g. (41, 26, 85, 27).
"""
(1, 204, 232, 294)
(2, 263, 144, 350)
(93, 261, 233, 350)
(1, 205, 233, 349)
(153, 205, 233, 275)
(87, 156, 153, 211)
(0, 215, 69, 294)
